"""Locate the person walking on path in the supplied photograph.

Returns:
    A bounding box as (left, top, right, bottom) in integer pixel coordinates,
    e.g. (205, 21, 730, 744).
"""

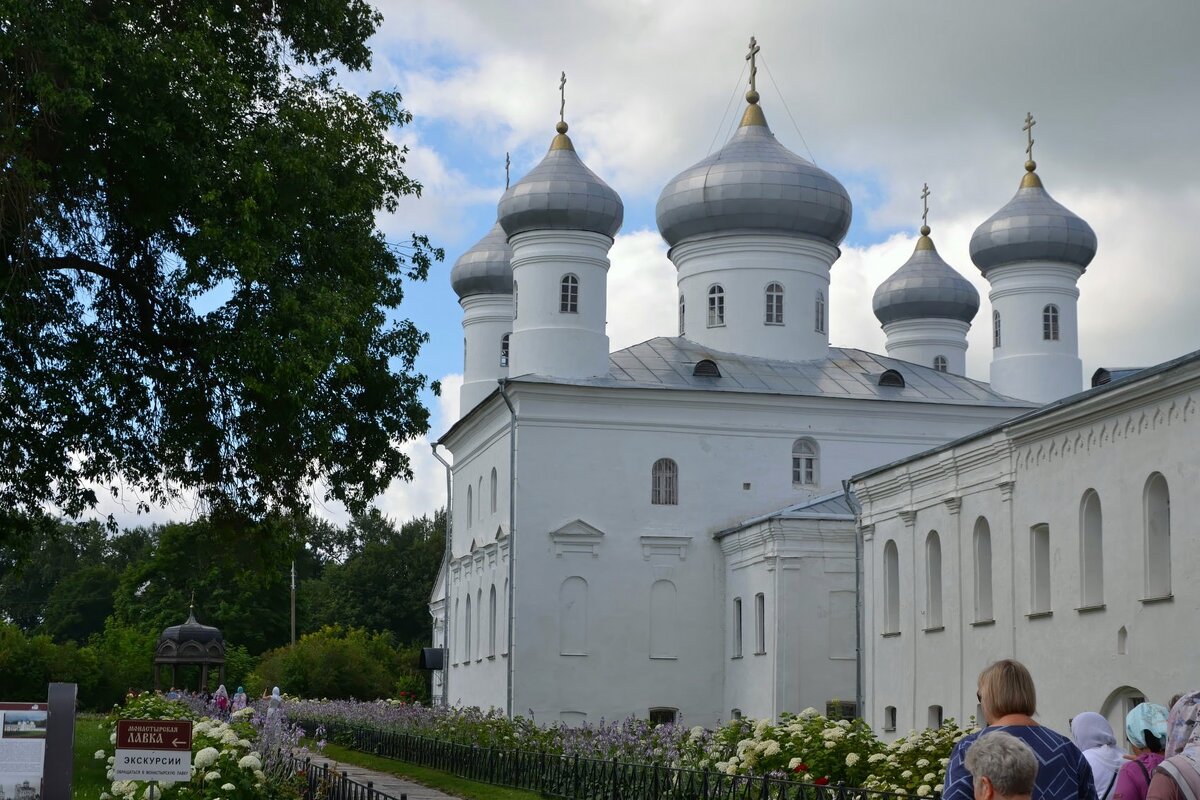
(966, 731, 1039, 800)
(1114, 702, 1169, 800)
(1072, 712, 1126, 800)
(944, 659, 1094, 800)
(1147, 692, 1200, 800)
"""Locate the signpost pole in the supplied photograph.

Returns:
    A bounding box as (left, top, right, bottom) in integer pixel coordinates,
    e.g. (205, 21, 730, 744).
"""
(44, 682, 78, 800)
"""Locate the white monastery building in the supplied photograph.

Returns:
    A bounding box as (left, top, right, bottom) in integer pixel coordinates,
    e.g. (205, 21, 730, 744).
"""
(429, 48, 1197, 734)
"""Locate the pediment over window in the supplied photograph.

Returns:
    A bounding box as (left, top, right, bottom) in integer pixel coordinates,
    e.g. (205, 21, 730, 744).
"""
(549, 519, 605, 557)
(495, 525, 507, 540)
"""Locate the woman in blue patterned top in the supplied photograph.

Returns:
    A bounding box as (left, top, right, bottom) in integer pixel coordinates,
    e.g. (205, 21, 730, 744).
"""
(944, 660, 1094, 800)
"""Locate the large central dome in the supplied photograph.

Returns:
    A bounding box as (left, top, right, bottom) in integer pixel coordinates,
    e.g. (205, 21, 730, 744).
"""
(656, 99, 852, 250)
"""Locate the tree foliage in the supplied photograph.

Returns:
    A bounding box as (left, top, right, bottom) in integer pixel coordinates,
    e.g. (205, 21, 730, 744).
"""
(0, 0, 442, 520)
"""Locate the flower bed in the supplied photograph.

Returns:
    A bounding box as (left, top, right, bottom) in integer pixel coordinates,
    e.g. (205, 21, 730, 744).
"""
(93, 693, 316, 800)
(285, 698, 977, 794)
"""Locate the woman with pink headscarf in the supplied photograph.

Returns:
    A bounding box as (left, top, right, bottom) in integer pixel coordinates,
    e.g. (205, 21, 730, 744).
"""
(1147, 692, 1200, 800)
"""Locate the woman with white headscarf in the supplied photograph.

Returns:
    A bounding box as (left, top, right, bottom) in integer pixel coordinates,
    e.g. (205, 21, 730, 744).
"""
(1147, 692, 1200, 800)
(1072, 712, 1127, 800)
(267, 686, 282, 717)
(1113, 702, 1169, 800)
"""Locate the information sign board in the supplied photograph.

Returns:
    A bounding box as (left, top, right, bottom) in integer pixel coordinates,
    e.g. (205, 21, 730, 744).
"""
(113, 720, 192, 782)
(0, 702, 48, 800)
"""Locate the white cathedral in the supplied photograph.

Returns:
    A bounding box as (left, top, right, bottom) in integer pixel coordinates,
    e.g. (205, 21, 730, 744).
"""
(428, 56, 1199, 739)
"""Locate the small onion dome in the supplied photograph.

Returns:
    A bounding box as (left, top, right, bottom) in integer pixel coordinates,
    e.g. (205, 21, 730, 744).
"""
(497, 122, 623, 239)
(873, 227, 980, 325)
(656, 94, 852, 249)
(450, 222, 513, 298)
(969, 162, 1097, 274)
(159, 610, 223, 645)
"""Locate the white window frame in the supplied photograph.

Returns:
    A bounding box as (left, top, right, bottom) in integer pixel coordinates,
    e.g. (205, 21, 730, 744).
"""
(791, 438, 819, 486)
(1144, 473, 1171, 599)
(765, 283, 784, 325)
(753, 592, 766, 654)
(500, 333, 510, 367)
(732, 597, 743, 658)
(993, 310, 1001, 348)
(933, 355, 948, 372)
(707, 285, 725, 327)
(678, 295, 685, 336)
(560, 274, 579, 314)
(815, 290, 826, 333)
(1043, 304, 1060, 341)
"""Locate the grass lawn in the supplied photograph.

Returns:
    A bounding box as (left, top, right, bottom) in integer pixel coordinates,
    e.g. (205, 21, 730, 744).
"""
(73, 714, 111, 800)
(309, 741, 542, 800)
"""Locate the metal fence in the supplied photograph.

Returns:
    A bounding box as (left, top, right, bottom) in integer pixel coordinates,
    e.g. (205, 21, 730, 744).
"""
(300, 720, 920, 800)
(287, 753, 406, 800)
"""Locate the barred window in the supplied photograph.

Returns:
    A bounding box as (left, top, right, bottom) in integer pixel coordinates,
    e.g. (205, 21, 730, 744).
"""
(678, 295, 685, 336)
(993, 310, 1001, 348)
(765, 283, 784, 325)
(651, 458, 678, 505)
(500, 333, 510, 367)
(933, 355, 948, 372)
(560, 274, 579, 313)
(815, 290, 826, 333)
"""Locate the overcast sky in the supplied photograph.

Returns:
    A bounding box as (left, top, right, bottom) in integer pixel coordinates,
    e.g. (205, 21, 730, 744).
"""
(93, 0, 1200, 529)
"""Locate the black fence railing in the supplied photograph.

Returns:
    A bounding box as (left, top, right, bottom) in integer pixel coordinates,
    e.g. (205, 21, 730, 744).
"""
(299, 719, 922, 800)
(287, 753, 406, 800)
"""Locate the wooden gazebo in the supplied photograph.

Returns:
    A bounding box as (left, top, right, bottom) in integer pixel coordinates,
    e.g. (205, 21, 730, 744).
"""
(153, 606, 225, 691)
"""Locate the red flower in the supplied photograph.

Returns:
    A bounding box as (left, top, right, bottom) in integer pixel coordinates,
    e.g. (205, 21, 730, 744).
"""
(814, 776, 829, 786)
(793, 763, 809, 773)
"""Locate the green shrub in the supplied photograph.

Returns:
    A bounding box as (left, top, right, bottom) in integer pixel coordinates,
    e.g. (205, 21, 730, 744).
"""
(251, 626, 411, 700)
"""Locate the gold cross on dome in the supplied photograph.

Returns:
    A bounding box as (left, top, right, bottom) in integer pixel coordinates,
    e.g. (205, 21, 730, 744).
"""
(1023, 112, 1036, 160)
(921, 183, 930, 227)
(559, 71, 567, 123)
(746, 36, 761, 93)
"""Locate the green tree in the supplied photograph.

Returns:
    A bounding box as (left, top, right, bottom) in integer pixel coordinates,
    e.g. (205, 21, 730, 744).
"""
(252, 625, 415, 700)
(300, 510, 445, 645)
(0, 0, 442, 522)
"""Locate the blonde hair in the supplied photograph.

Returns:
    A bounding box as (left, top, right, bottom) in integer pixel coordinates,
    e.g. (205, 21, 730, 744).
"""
(979, 659, 1037, 720)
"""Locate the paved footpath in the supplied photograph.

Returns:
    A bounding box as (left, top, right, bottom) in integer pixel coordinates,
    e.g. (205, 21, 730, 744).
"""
(304, 754, 461, 800)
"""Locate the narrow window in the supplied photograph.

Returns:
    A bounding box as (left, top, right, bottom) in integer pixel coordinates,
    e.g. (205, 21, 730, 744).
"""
(974, 517, 993, 622)
(488, 584, 497, 657)
(925, 531, 942, 629)
(707, 285, 725, 327)
(466, 485, 473, 529)
(464, 595, 472, 662)
(993, 310, 1001, 348)
(884, 540, 900, 633)
(1144, 473, 1171, 598)
(933, 355, 948, 372)
(754, 592, 766, 654)
(490, 468, 498, 514)
(1080, 489, 1104, 607)
(476, 588, 482, 657)
(1043, 304, 1060, 341)
(792, 438, 819, 486)
(884, 706, 897, 732)
(732, 597, 743, 658)
(765, 283, 784, 325)
(651, 458, 678, 505)
(500, 333, 510, 367)
(560, 274, 579, 313)
(929, 705, 944, 728)
(513, 281, 518, 319)
(1031, 524, 1051, 613)
(678, 295, 685, 336)
(815, 290, 826, 333)
(478, 477, 483, 520)
(649, 580, 678, 658)
(648, 708, 677, 726)
(502, 578, 509, 654)
(453, 598, 460, 664)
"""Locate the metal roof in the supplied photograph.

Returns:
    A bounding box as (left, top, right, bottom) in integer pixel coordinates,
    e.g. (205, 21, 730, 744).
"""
(512, 337, 1032, 408)
(873, 235, 980, 325)
(970, 171, 1097, 274)
(714, 491, 856, 539)
(450, 222, 513, 298)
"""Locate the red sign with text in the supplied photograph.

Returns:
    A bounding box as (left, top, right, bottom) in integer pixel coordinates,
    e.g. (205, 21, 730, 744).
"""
(115, 720, 192, 751)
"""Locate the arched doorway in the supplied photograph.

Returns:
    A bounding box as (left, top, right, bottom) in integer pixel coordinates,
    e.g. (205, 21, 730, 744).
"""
(1100, 685, 1147, 747)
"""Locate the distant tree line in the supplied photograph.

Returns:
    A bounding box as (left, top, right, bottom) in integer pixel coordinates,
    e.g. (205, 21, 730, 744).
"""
(0, 508, 444, 708)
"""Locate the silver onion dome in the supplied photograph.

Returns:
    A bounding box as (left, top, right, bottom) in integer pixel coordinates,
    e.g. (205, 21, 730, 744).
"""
(497, 122, 623, 239)
(970, 164, 1097, 274)
(450, 222, 513, 299)
(656, 97, 852, 249)
(873, 228, 980, 325)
